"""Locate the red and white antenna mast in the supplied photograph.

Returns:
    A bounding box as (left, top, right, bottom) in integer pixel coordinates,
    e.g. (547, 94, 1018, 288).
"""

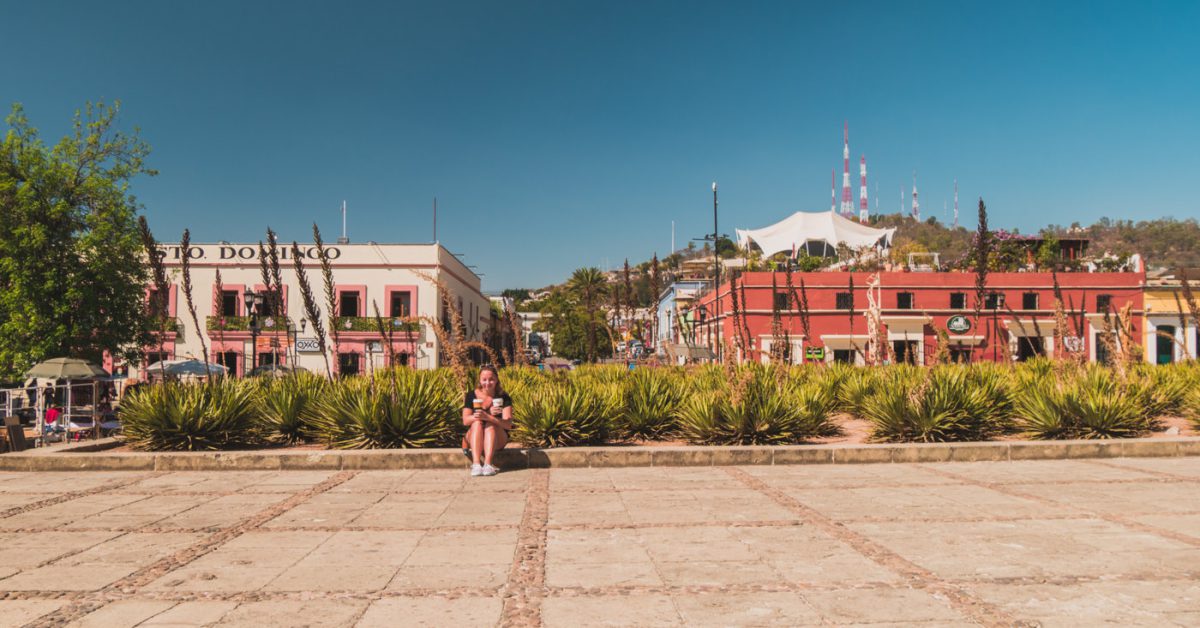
(840, 122, 853, 216)
(911, 171, 920, 221)
(858, 155, 869, 222)
(830, 169, 836, 213)
(953, 179, 959, 227)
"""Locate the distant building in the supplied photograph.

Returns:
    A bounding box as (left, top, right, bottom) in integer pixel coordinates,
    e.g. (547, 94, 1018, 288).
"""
(691, 270, 1145, 365)
(135, 242, 490, 377)
(1143, 268, 1200, 364)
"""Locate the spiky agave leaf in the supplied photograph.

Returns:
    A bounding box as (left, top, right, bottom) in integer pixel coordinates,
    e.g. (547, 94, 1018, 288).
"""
(121, 380, 264, 451)
(259, 371, 327, 444)
(620, 368, 684, 440)
(310, 369, 458, 449)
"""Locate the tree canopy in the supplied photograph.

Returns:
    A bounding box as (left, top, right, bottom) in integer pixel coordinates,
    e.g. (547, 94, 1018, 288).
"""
(0, 102, 155, 380)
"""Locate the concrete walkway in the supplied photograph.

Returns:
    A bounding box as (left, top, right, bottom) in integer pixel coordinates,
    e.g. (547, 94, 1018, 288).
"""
(1, 458, 1199, 626)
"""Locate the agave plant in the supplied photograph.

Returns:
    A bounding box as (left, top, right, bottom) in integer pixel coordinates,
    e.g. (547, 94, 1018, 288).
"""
(258, 372, 327, 443)
(309, 368, 459, 449)
(510, 379, 614, 447)
(619, 368, 684, 440)
(863, 366, 1010, 443)
(675, 367, 833, 445)
(121, 380, 265, 451)
(1014, 365, 1154, 440)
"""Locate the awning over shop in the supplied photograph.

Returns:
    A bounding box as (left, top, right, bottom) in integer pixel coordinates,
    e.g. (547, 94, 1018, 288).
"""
(943, 335, 986, 346)
(882, 315, 931, 334)
(820, 334, 872, 350)
(663, 343, 717, 360)
(1005, 319, 1058, 337)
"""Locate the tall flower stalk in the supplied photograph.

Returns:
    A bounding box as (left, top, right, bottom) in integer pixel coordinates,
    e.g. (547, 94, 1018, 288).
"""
(137, 217, 169, 363)
(179, 229, 211, 377)
(213, 268, 226, 370)
(313, 224, 341, 367)
(291, 241, 331, 378)
(972, 199, 992, 358)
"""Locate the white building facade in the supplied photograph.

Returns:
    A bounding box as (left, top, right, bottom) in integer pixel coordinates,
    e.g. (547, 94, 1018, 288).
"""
(139, 242, 490, 377)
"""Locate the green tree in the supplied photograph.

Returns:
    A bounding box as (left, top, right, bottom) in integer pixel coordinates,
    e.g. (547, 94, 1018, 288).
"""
(0, 102, 155, 379)
(569, 267, 608, 362)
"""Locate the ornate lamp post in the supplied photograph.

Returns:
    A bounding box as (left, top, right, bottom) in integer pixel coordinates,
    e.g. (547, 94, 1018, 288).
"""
(243, 289, 261, 373)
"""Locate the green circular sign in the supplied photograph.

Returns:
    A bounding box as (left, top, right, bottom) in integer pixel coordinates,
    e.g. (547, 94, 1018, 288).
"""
(947, 315, 972, 334)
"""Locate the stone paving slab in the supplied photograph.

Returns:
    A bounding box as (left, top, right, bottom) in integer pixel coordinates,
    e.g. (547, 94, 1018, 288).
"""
(2, 457, 1200, 626)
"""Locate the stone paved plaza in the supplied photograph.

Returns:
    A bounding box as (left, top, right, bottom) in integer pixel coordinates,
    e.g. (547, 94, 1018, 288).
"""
(0, 457, 1199, 627)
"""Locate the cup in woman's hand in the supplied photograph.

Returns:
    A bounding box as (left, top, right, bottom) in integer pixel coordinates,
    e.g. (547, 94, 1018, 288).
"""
(491, 398, 503, 416)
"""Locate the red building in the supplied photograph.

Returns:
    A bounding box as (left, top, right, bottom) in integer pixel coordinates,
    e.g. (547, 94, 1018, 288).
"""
(689, 271, 1145, 364)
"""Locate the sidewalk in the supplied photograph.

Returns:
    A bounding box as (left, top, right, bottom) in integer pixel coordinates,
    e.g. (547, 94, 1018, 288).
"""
(2, 458, 1199, 626)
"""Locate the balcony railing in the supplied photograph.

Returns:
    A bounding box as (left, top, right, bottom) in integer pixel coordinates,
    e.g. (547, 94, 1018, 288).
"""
(149, 317, 183, 334)
(206, 315, 290, 331)
(334, 316, 421, 333)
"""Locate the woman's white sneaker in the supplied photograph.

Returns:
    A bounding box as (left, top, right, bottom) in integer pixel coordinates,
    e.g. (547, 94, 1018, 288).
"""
(470, 464, 484, 477)
(481, 464, 498, 476)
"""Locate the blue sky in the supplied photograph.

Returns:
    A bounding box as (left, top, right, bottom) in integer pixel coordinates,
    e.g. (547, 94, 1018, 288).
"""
(4, 1, 1198, 289)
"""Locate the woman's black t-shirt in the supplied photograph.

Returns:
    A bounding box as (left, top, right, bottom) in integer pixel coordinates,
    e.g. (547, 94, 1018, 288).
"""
(463, 391, 513, 413)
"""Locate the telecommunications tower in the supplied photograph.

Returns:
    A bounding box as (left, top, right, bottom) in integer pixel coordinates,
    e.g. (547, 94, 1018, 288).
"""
(858, 155, 869, 222)
(953, 180, 959, 227)
(830, 170, 836, 213)
(840, 122, 853, 217)
(911, 171, 920, 221)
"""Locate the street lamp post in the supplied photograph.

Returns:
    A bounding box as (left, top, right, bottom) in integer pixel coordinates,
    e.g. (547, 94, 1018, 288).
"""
(244, 289, 260, 373)
(712, 182, 721, 363)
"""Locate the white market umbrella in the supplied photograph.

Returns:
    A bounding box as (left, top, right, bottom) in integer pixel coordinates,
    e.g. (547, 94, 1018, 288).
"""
(144, 359, 227, 379)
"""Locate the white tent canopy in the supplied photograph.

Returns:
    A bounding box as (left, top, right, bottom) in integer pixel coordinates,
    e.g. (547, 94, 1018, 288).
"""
(735, 210, 896, 257)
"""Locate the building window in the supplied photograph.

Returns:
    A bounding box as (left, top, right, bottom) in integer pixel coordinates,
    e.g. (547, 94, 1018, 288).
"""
(258, 352, 279, 368)
(1096, 294, 1112, 312)
(147, 289, 167, 317)
(1016, 337, 1045, 361)
(949, 347, 972, 363)
(338, 352, 361, 376)
(145, 351, 169, 366)
(221, 291, 239, 317)
(1095, 333, 1113, 365)
(984, 292, 1005, 310)
(773, 293, 789, 311)
(893, 340, 919, 365)
(1022, 292, 1039, 310)
(950, 292, 966, 309)
(835, 292, 853, 310)
(1156, 325, 1176, 365)
(897, 292, 914, 310)
(833, 349, 855, 364)
(390, 292, 412, 318)
(216, 351, 239, 376)
(339, 291, 360, 318)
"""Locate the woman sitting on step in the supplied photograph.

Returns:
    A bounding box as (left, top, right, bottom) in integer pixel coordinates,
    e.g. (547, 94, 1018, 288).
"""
(462, 365, 513, 477)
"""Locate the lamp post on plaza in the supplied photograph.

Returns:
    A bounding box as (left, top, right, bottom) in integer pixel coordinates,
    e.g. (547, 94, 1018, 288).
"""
(244, 289, 261, 373)
(289, 318, 307, 367)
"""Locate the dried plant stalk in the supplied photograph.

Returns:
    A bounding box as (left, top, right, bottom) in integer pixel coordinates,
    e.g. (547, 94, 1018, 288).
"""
(312, 224, 341, 364)
(213, 268, 226, 368)
(291, 241, 331, 378)
(179, 229, 211, 377)
(137, 216, 170, 362)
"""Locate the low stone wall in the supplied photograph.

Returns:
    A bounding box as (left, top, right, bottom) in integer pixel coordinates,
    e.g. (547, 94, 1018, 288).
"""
(1, 436, 1198, 471)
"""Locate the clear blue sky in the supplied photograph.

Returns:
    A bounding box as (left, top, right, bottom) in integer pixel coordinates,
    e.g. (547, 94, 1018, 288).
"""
(4, 1, 1198, 290)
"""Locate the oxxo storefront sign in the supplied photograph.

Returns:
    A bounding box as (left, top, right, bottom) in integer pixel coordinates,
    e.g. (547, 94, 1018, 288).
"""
(157, 246, 341, 261)
(947, 315, 973, 334)
(296, 338, 323, 353)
